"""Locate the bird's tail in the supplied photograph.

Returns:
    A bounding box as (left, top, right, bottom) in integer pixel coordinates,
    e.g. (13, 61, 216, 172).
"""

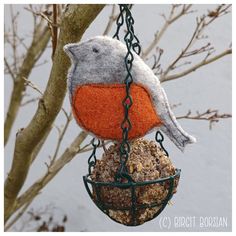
(160, 124, 196, 152)
(158, 87, 196, 151)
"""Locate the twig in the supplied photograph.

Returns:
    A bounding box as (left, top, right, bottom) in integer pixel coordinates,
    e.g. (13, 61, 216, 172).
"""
(50, 112, 72, 164)
(61, 108, 71, 121)
(101, 140, 108, 153)
(142, 4, 193, 59)
(21, 97, 40, 107)
(15, 34, 28, 50)
(170, 61, 192, 71)
(177, 109, 231, 129)
(29, 5, 37, 37)
(4, 13, 51, 146)
(23, 77, 43, 95)
(24, 7, 55, 26)
(78, 141, 93, 153)
(10, 5, 18, 74)
(79, 140, 111, 154)
(151, 48, 164, 75)
(4, 57, 16, 81)
(103, 5, 117, 36)
(161, 4, 231, 79)
(161, 48, 232, 82)
(162, 18, 203, 77)
(181, 43, 214, 58)
(34, 60, 48, 68)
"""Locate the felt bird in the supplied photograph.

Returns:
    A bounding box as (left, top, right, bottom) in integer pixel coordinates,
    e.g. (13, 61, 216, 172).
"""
(64, 36, 196, 151)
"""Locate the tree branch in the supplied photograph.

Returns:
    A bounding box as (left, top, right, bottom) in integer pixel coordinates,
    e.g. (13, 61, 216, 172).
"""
(160, 4, 231, 81)
(51, 4, 58, 58)
(4, 20, 50, 146)
(4, 198, 33, 231)
(103, 5, 117, 36)
(4, 57, 16, 81)
(177, 109, 232, 129)
(160, 48, 232, 82)
(141, 4, 193, 59)
(4, 4, 105, 224)
(50, 112, 72, 164)
(21, 97, 40, 107)
(23, 77, 44, 95)
(11, 131, 88, 218)
(9, 5, 19, 74)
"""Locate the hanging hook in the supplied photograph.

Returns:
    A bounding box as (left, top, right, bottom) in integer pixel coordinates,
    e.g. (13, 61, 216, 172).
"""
(155, 131, 169, 157)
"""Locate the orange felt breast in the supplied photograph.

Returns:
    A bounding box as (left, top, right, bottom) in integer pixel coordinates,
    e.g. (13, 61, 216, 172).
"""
(72, 83, 162, 140)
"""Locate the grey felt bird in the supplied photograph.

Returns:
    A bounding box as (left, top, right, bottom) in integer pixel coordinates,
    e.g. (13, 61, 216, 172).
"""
(64, 36, 196, 151)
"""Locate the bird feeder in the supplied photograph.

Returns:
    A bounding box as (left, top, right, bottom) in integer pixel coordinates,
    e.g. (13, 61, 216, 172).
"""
(83, 4, 181, 226)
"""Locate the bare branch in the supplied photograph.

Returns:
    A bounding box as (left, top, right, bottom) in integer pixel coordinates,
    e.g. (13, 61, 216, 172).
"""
(21, 97, 40, 107)
(10, 133, 110, 220)
(34, 59, 48, 68)
(162, 18, 203, 77)
(103, 5, 117, 36)
(10, 5, 19, 74)
(50, 112, 72, 164)
(79, 140, 111, 154)
(161, 48, 232, 82)
(24, 7, 55, 26)
(180, 42, 215, 59)
(23, 77, 43, 96)
(12, 131, 88, 217)
(161, 4, 231, 80)
(4, 57, 16, 81)
(177, 109, 231, 129)
(142, 4, 193, 59)
(4, 20, 50, 146)
(151, 47, 164, 76)
(31, 127, 52, 165)
(4, 4, 105, 224)
(29, 5, 37, 37)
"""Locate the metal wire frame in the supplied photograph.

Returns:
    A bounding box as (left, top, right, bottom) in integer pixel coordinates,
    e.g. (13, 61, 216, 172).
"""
(83, 169, 181, 226)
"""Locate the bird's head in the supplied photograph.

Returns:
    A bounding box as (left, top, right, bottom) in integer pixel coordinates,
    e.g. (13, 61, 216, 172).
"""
(64, 36, 126, 65)
(63, 36, 127, 85)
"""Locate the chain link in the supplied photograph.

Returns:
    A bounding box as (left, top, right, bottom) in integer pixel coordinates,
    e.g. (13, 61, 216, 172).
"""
(88, 138, 100, 175)
(113, 5, 125, 40)
(113, 4, 141, 182)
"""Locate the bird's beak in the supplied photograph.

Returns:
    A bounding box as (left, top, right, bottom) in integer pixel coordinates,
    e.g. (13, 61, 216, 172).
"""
(63, 43, 78, 61)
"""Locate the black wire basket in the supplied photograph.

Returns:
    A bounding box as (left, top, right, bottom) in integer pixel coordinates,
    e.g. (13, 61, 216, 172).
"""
(83, 168, 181, 226)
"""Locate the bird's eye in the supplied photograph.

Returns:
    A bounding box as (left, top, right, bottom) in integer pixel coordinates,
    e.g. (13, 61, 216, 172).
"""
(92, 47, 99, 53)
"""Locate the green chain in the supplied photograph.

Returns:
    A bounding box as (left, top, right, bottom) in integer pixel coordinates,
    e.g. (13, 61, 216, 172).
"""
(88, 138, 100, 175)
(113, 4, 141, 182)
(87, 5, 168, 180)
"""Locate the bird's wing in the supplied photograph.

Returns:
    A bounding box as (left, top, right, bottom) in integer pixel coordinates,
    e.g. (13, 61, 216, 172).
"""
(132, 55, 196, 151)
